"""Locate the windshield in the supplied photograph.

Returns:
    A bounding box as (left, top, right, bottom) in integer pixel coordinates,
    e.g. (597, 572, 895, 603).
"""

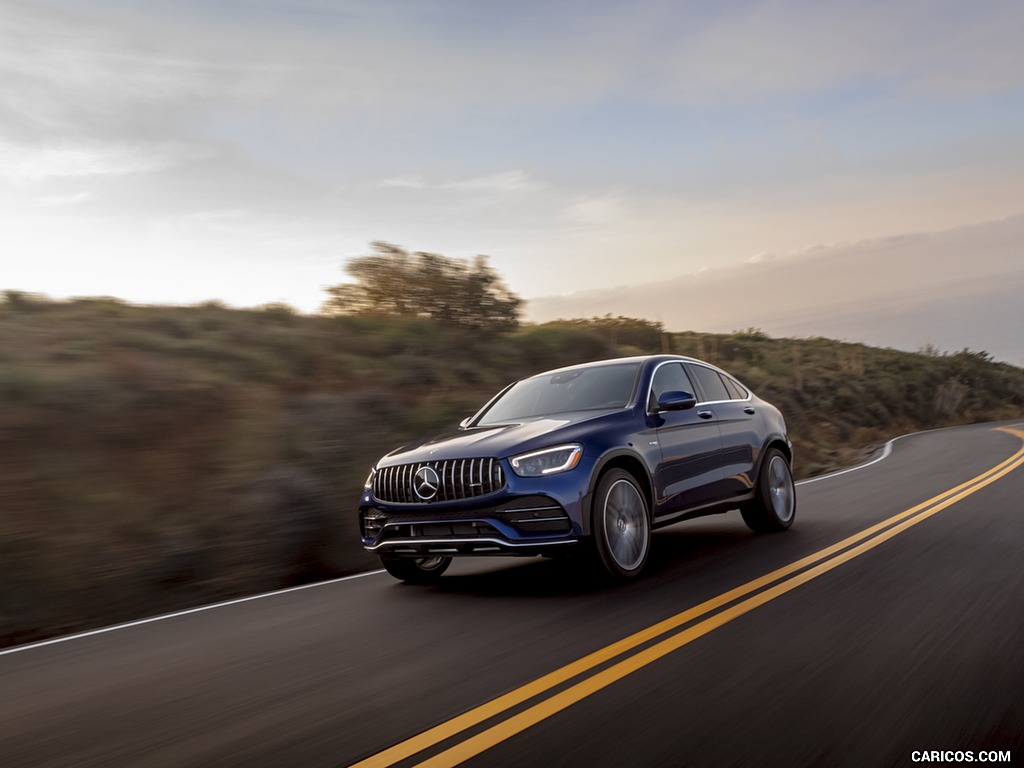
(477, 362, 641, 425)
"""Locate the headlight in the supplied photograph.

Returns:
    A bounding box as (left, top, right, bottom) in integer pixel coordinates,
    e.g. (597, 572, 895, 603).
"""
(509, 444, 582, 477)
(364, 468, 376, 490)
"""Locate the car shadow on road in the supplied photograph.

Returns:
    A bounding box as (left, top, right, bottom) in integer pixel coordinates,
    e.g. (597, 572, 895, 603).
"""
(422, 519, 768, 599)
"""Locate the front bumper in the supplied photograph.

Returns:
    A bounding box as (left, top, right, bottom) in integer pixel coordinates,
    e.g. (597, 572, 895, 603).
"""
(360, 494, 579, 556)
(358, 461, 594, 557)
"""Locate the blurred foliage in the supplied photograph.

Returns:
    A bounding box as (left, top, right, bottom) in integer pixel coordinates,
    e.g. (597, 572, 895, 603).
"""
(547, 315, 666, 351)
(321, 242, 521, 330)
(0, 294, 1021, 646)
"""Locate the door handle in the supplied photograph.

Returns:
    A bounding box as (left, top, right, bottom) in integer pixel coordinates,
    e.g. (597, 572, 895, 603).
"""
(743, 406, 756, 415)
(697, 410, 713, 420)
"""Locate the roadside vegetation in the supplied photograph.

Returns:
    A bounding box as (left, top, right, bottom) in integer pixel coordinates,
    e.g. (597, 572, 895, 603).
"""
(2, 249, 1022, 646)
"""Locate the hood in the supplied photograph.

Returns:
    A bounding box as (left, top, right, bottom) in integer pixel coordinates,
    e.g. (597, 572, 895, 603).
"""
(378, 409, 628, 466)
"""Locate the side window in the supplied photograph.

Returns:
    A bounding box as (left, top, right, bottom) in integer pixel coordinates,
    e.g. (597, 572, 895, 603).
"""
(687, 365, 731, 402)
(723, 375, 749, 400)
(649, 363, 695, 410)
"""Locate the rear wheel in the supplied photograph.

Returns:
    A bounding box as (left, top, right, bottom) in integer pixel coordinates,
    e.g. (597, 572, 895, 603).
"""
(380, 555, 452, 583)
(741, 448, 796, 533)
(591, 469, 651, 579)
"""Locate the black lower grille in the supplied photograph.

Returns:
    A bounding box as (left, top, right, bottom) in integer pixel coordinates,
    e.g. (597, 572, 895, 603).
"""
(374, 458, 505, 503)
(505, 517, 571, 533)
(494, 504, 572, 534)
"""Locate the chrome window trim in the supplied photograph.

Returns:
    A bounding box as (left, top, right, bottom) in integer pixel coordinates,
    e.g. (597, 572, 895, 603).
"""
(647, 359, 753, 410)
(646, 360, 696, 412)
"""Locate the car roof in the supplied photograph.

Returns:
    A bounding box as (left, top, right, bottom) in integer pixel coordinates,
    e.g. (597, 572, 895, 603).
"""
(531, 354, 703, 378)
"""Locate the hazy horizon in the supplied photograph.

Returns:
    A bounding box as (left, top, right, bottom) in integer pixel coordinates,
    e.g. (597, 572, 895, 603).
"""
(528, 213, 1024, 365)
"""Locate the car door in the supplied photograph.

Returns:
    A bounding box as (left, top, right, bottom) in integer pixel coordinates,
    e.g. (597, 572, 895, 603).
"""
(685, 364, 759, 501)
(648, 362, 723, 518)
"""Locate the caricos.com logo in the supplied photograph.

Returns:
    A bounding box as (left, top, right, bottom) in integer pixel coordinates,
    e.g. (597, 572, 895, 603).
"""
(911, 751, 1012, 763)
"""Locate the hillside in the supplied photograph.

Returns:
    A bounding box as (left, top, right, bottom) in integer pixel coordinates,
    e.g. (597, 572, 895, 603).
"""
(1, 294, 1022, 646)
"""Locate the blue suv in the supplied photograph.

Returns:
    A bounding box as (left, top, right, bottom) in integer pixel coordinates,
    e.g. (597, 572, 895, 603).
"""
(358, 355, 795, 581)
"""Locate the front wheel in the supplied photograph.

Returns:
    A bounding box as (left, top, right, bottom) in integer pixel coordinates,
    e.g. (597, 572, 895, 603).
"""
(380, 555, 452, 584)
(741, 448, 796, 533)
(590, 469, 651, 579)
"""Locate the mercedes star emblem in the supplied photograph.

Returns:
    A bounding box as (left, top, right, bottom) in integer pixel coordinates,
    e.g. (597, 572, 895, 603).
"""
(413, 465, 441, 500)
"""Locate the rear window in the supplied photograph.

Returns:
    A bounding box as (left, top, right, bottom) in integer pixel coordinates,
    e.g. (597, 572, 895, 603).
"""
(723, 375, 749, 400)
(687, 365, 731, 402)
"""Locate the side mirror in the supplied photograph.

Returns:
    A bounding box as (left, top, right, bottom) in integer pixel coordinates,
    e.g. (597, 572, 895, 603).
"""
(656, 390, 697, 412)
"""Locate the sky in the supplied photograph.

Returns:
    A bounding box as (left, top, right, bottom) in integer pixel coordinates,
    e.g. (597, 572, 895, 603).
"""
(2, 1, 1023, 362)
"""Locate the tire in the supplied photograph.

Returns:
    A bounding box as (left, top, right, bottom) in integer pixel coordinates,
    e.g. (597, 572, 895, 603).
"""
(380, 555, 452, 584)
(590, 469, 651, 579)
(741, 448, 796, 533)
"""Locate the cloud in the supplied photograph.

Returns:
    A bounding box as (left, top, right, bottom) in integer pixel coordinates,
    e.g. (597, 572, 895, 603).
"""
(254, 1, 1024, 113)
(7, 0, 1020, 194)
(379, 170, 542, 193)
(442, 171, 542, 193)
(558, 192, 630, 228)
(16, 0, 1020, 140)
(659, 1, 1024, 103)
(379, 175, 427, 189)
(37, 191, 95, 206)
(0, 3, 226, 138)
(0, 138, 199, 183)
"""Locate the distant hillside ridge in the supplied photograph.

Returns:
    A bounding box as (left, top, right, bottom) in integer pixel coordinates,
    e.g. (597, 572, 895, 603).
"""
(1, 295, 1022, 646)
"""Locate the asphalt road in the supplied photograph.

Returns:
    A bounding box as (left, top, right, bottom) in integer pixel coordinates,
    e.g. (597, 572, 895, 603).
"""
(2, 421, 1023, 768)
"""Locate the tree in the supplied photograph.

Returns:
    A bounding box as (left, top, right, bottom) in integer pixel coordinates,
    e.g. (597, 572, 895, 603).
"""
(321, 242, 521, 330)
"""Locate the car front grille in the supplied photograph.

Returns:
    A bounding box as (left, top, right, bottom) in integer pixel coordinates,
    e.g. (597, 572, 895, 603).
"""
(374, 458, 505, 504)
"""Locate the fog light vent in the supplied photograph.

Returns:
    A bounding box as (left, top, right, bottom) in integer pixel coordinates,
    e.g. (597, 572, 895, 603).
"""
(362, 508, 388, 538)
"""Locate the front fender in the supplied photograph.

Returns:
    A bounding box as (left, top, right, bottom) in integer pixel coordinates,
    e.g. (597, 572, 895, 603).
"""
(579, 447, 657, 536)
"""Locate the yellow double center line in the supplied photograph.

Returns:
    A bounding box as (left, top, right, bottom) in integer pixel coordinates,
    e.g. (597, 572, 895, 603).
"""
(352, 425, 1024, 768)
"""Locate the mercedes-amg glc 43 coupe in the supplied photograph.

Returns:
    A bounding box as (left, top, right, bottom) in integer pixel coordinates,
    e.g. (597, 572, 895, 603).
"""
(358, 355, 795, 582)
